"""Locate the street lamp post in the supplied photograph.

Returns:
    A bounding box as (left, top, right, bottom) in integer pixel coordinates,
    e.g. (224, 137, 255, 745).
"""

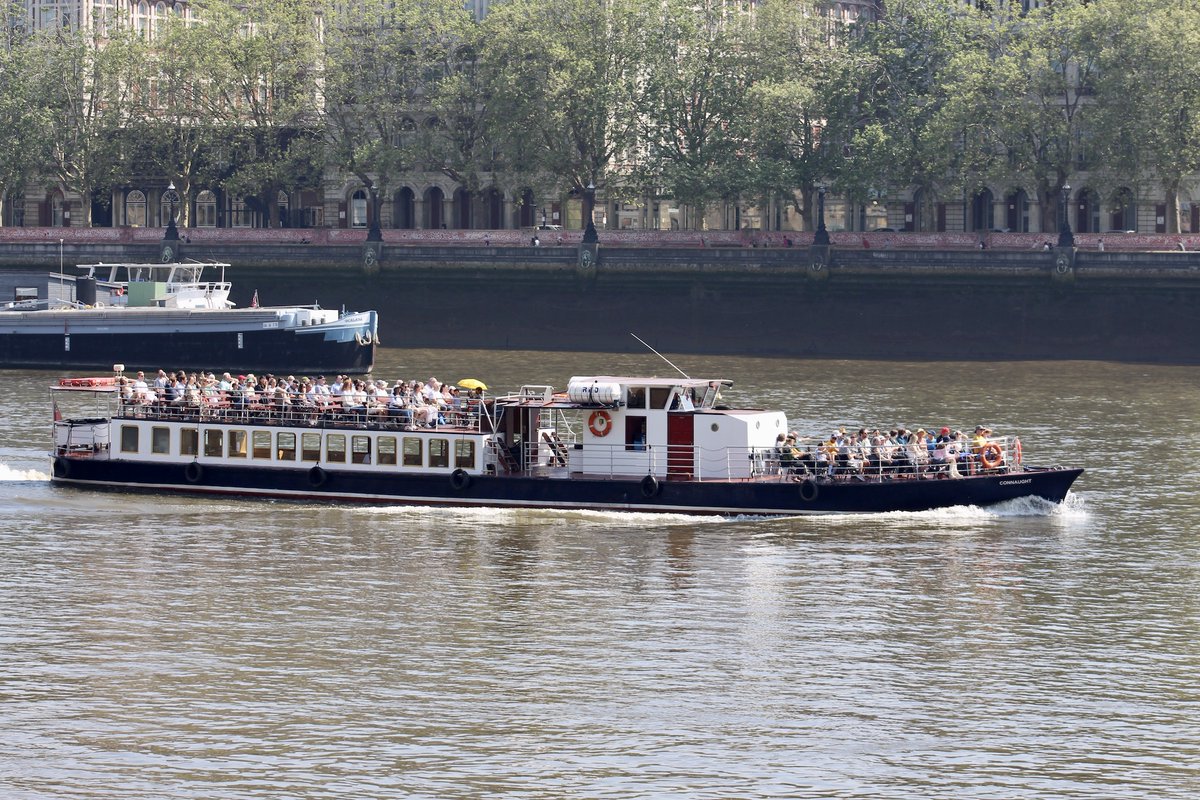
(1058, 182, 1074, 248)
(367, 185, 382, 242)
(582, 182, 599, 243)
(814, 185, 830, 246)
(164, 182, 180, 241)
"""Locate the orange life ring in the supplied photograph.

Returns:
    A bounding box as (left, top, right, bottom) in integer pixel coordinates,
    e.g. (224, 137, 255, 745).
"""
(588, 409, 613, 437)
(980, 442, 1004, 470)
(1013, 437, 1023, 467)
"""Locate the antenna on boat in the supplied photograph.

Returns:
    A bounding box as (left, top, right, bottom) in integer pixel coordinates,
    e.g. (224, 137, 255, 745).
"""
(631, 333, 690, 379)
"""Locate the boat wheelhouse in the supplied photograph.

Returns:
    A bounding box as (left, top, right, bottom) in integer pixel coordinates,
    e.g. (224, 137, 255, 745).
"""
(49, 372, 1083, 516)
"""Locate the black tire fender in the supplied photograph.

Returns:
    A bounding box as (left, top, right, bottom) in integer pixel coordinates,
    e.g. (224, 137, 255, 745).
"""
(450, 468, 471, 491)
(308, 465, 327, 488)
(640, 474, 660, 498)
(800, 478, 819, 502)
(184, 461, 204, 484)
(53, 456, 71, 479)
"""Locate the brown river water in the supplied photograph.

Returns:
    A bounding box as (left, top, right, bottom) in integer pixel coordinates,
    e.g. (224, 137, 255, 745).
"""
(1, 349, 1198, 799)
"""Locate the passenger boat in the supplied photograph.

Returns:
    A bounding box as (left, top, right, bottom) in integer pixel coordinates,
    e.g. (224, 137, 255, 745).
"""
(49, 371, 1083, 516)
(0, 261, 376, 373)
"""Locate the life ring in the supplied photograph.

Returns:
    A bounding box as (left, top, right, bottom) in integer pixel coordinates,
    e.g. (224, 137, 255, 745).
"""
(640, 474, 660, 498)
(184, 461, 203, 483)
(308, 465, 327, 488)
(588, 409, 613, 437)
(980, 443, 1004, 470)
(53, 456, 71, 478)
(450, 468, 471, 491)
(1013, 437, 1023, 467)
(800, 478, 819, 502)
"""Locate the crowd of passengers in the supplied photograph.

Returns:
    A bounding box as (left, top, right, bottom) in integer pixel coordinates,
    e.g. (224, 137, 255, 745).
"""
(116, 369, 484, 428)
(775, 425, 1008, 479)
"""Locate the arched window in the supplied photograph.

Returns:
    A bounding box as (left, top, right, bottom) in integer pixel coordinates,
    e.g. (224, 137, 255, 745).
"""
(350, 189, 368, 228)
(135, 1, 149, 37)
(277, 190, 290, 227)
(158, 188, 177, 227)
(231, 196, 252, 228)
(126, 190, 147, 227)
(393, 188, 415, 229)
(196, 190, 217, 227)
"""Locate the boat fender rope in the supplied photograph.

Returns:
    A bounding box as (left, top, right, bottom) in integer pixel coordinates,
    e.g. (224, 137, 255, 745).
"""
(53, 456, 71, 479)
(184, 461, 204, 483)
(308, 465, 327, 488)
(450, 468, 471, 491)
(640, 474, 659, 498)
(980, 443, 1004, 470)
(800, 478, 819, 502)
(588, 410, 613, 437)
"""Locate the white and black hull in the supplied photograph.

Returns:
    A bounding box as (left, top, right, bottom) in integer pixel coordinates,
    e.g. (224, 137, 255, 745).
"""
(50, 457, 1082, 517)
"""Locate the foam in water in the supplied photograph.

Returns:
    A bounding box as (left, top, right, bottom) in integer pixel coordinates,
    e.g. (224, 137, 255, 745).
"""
(0, 464, 50, 482)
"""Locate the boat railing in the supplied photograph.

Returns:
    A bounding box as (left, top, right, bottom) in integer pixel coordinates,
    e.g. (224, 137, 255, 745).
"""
(768, 434, 1025, 480)
(509, 435, 1027, 482)
(114, 393, 489, 433)
(3, 297, 93, 311)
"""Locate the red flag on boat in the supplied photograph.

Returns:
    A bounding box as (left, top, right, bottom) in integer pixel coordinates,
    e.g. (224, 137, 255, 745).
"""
(250, 289, 259, 308)
(53, 401, 62, 421)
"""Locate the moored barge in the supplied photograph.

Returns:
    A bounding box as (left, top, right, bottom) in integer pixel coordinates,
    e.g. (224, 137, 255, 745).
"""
(49, 372, 1083, 516)
(1, 261, 376, 373)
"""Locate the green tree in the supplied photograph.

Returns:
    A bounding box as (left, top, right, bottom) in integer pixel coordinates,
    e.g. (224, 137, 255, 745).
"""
(739, 0, 837, 231)
(481, 0, 652, 230)
(31, 17, 144, 226)
(635, 0, 757, 229)
(0, 13, 53, 223)
(938, 0, 1102, 231)
(822, 0, 969, 230)
(323, 0, 478, 230)
(1090, 0, 1200, 233)
(191, 0, 324, 227)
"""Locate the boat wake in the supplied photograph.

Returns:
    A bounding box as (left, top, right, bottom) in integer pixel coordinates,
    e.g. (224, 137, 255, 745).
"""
(790, 491, 1088, 527)
(0, 463, 50, 482)
(353, 504, 733, 526)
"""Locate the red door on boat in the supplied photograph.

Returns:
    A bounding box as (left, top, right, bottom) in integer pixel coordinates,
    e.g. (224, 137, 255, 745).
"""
(667, 413, 694, 480)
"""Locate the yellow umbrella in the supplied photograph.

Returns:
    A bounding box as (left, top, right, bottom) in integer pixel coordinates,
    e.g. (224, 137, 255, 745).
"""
(457, 378, 488, 391)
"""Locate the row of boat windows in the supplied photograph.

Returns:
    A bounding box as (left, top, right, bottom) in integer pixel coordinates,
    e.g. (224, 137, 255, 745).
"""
(120, 425, 477, 469)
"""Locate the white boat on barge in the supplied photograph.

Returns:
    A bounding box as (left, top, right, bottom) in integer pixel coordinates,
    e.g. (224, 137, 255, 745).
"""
(0, 261, 376, 373)
(49, 372, 1083, 516)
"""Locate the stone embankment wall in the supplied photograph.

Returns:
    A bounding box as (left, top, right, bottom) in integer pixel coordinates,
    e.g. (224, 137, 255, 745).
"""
(2, 230, 1197, 363)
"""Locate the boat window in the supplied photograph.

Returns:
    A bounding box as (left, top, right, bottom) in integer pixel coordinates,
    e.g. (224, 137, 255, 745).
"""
(203, 429, 223, 457)
(402, 437, 422, 466)
(151, 426, 170, 454)
(300, 432, 321, 461)
(180, 428, 198, 456)
(624, 416, 647, 452)
(626, 387, 646, 409)
(252, 431, 272, 459)
(649, 388, 671, 409)
(378, 436, 397, 465)
(277, 432, 297, 461)
(120, 425, 139, 453)
(351, 435, 371, 464)
(228, 430, 247, 458)
(326, 434, 346, 463)
(276, 434, 297, 460)
(454, 440, 476, 468)
(429, 438, 449, 468)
